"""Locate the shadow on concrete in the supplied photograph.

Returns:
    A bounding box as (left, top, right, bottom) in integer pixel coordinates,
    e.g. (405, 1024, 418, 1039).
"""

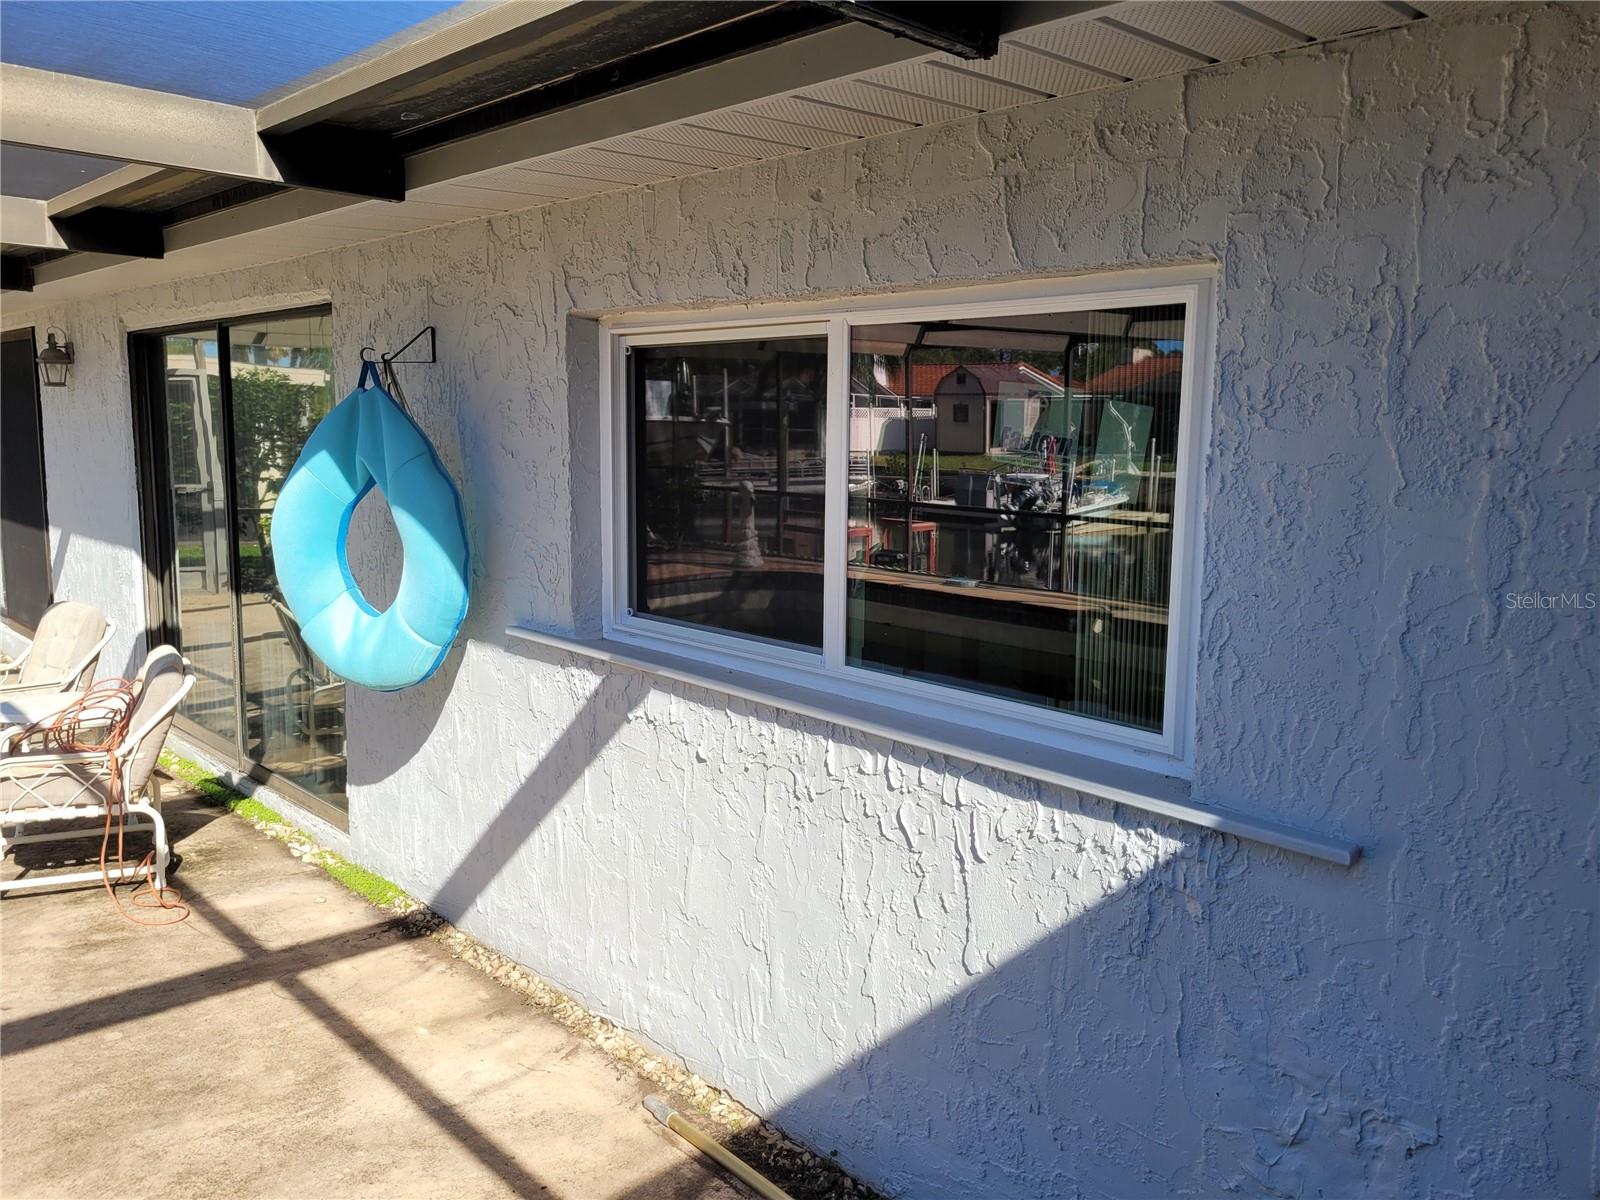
(189, 889, 557, 1199)
(0, 909, 422, 1056)
(1, 674, 639, 1195)
(0, 778, 231, 890)
(2, 872, 553, 1197)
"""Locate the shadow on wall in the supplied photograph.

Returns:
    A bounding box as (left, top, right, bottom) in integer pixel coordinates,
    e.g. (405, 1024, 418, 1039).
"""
(566, 315, 605, 638)
(45, 526, 151, 679)
(50, 528, 70, 608)
(610, 832, 1430, 1200)
(348, 312, 606, 790)
(375, 640, 1443, 1200)
(425, 658, 642, 923)
(342, 464, 469, 790)
(343, 642, 467, 791)
(608, 852, 1205, 1200)
(445, 642, 1223, 1198)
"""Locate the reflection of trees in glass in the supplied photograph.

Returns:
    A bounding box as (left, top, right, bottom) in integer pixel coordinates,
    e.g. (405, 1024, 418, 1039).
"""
(231, 367, 328, 580)
(165, 379, 202, 487)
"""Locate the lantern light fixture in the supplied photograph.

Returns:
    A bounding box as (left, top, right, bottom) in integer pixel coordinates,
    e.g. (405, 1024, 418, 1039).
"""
(35, 328, 73, 388)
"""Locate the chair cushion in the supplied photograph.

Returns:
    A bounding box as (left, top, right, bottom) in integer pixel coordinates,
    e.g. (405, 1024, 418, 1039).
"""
(17, 602, 107, 689)
(121, 649, 187, 797)
(0, 646, 186, 815)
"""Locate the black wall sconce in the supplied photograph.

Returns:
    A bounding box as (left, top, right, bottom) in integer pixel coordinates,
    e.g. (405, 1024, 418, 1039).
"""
(35, 328, 73, 388)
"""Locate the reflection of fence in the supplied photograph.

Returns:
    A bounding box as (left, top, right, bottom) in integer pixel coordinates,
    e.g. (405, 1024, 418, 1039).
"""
(850, 399, 934, 452)
(694, 457, 825, 485)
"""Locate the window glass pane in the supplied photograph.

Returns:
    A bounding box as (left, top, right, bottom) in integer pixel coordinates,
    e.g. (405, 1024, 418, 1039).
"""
(630, 336, 828, 650)
(847, 304, 1185, 731)
(229, 314, 346, 808)
(1, 333, 52, 628)
(163, 329, 237, 745)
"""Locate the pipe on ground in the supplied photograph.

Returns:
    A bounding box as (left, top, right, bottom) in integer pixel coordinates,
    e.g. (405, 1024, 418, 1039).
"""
(643, 1095, 795, 1200)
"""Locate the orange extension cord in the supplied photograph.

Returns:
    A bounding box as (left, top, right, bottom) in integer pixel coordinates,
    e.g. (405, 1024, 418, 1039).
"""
(13, 679, 188, 925)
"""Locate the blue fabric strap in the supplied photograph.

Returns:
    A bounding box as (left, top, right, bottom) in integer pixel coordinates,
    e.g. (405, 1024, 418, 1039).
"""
(357, 359, 382, 391)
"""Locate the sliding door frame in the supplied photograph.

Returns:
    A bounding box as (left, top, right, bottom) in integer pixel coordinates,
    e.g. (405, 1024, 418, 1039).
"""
(129, 305, 348, 829)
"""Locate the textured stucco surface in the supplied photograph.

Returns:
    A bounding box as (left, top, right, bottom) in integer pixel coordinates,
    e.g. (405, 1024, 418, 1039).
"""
(4, 6, 1597, 1197)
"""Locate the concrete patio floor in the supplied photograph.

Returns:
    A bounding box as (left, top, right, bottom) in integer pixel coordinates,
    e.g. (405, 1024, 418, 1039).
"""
(0, 778, 744, 1200)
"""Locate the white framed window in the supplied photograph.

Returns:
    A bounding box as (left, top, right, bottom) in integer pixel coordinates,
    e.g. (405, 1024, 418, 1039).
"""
(599, 268, 1213, 770)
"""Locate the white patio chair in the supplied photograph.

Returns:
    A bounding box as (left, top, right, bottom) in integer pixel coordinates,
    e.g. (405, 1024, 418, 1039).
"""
(0, 601, 114, 699)
(0, 646, 193, 895)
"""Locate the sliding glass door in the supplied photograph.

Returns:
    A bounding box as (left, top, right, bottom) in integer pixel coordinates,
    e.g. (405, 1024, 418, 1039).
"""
(161, 328, 237, 743)
(133, 308, 347, 822)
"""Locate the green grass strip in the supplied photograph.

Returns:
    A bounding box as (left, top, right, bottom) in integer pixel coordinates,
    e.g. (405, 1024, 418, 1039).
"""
(318, 856, 408, 907)
(160, 751, 285, 824)
(159, 751, 408, 910)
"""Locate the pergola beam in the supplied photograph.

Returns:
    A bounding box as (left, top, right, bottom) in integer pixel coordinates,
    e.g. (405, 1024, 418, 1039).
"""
(1, 255, 33, 292)
(404, 20, 942, 190)
(0, 194, 163, 259)
(23, 17, 964, 284)
(27, 189, 364, 290)
(13, 3, 596, 223)
(402, 3, 1106, 189)
(5, 1, 1109, 295)
(46, 164, 169, 219)
(255, 0, 594, 133)
(0, 65, 403, 202)
(53, 208, 166, 258)
(0, 195, 64, 251)
(810, 1, 1001, 59)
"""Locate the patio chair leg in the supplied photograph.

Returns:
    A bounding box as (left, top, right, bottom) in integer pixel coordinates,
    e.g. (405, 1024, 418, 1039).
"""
(132, 799, 170, 891)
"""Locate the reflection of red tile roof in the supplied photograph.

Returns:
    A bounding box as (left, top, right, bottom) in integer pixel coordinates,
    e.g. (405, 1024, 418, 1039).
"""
(880, 361, 1067, 399)
(960, 363, 1065, 396)
(1081, 353, 1183, 394)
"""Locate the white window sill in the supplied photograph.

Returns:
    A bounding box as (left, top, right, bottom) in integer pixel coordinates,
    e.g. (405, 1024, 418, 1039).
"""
(506, 624, 1362, 867)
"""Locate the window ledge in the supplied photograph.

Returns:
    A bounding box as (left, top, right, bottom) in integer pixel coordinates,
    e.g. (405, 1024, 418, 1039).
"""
(507, 624, 1361, 867)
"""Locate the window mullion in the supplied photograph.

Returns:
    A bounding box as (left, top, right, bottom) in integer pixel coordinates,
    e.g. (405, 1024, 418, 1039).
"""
(821, 316, 849, 672)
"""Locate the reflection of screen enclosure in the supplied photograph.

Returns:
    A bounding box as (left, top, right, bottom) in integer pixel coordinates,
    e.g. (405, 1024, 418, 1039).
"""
(625, 303, 1187, 736)
(848, 303, 1185, 731)
(630, 336, 828, 650)
(1096, 399, 1154, 480)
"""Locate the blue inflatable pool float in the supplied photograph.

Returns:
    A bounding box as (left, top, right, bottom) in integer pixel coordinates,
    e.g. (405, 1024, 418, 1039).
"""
(273, 362, 469, 691)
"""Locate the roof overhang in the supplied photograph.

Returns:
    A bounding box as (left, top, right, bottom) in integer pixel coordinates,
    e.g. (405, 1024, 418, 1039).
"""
(1, 0, 1440, 301)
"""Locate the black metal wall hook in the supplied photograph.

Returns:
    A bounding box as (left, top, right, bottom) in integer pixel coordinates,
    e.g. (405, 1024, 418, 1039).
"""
(386, 325, 436, 365)
(359, 325, 436, 366)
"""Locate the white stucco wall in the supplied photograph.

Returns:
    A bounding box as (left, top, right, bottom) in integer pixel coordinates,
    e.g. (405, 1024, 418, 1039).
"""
(4, 6, 1596, 1196)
